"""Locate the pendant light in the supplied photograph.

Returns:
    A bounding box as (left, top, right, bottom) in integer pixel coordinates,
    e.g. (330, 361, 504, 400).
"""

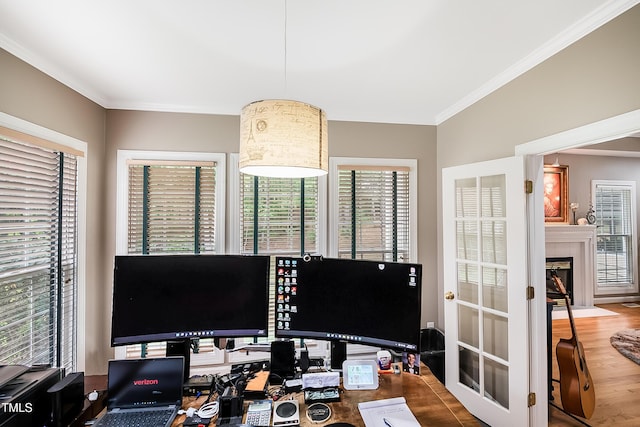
(238, 1, 328, 178)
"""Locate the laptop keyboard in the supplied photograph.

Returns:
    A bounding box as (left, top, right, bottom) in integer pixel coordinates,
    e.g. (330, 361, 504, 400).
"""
(96, 408, 176, 427)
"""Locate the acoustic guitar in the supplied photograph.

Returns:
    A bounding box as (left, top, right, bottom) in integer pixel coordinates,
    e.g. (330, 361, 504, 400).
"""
(551, 274, 596, 419)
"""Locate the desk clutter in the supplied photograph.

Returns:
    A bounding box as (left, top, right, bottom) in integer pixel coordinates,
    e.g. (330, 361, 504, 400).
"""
(70, 354, 419, 427)
(104, 254, 425, 426)
(2, 349, 475, 427)
(169, 356, 419, 427)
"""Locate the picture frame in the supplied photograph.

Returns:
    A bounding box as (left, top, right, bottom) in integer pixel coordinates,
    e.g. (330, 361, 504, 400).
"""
(543, 165, 569, 223)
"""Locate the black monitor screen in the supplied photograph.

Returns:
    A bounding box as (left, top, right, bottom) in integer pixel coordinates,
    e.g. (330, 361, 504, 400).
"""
(274, 257, 422, 351)
(111, 254, 270, 346)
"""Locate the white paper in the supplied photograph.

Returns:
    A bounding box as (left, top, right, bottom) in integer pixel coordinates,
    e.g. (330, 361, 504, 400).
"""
(357, 397, 420, 427)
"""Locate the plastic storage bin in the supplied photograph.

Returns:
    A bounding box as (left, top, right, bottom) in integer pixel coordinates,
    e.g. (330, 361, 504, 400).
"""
(420, 327, 445, 384)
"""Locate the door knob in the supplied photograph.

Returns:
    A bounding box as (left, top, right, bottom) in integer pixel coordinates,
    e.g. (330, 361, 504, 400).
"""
(445, 291, 455, 300)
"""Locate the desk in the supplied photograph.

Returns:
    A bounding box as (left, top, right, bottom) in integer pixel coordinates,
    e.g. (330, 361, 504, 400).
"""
(173, 366, 478, 426)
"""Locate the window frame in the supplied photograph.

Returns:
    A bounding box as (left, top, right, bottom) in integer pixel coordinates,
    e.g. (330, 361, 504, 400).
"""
(0, 112, 87, 372)
(328, 157, 418, 262)
(114, 150, 226, 362)
(592, 179, 638, 295)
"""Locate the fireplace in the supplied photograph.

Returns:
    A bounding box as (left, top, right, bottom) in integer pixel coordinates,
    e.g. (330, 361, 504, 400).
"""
(545, 225, 596, 308)
(546, 257, 573, 306)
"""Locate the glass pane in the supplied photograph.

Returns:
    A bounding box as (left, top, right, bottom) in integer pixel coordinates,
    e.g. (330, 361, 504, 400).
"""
(595, 184, 635, 285)
(458, 305, 479, 348)
(480, 174, 506, 218)
(459, 346, 480, 393)
(482, 267, 508, 312)
(483, 312, 508, 360)
(484, 358, 509, 409)
(455, 177, 477, 218)
(456, 220, 478, 261)
(457, 263, 478, 304)
(481, 220, 507, 265)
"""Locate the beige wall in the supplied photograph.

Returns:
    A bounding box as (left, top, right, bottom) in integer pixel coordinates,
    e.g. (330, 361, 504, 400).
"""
(0, 48, 108, 374)
(1, 53, 437, 374)
(437, 5, 640, 168)
(103, 112, 438, 367)
(2, 3, 639, 375)
(435, 5, 640, 325)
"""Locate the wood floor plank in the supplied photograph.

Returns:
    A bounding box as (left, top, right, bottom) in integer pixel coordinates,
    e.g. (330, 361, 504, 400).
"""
(549, 303, 640, 426)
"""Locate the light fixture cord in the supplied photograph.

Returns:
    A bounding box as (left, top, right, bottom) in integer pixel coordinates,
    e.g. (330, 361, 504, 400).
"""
(284, 0, 288, 96)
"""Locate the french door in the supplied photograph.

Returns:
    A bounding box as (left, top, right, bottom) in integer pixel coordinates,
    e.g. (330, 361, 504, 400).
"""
(442, 156, 529, 426)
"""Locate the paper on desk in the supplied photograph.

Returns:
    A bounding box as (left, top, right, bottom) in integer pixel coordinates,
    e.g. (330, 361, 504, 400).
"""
(357, 397, 420, 427)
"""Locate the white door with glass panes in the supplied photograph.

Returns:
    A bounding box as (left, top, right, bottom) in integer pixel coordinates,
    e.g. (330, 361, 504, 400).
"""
(442, 157, 529, 426)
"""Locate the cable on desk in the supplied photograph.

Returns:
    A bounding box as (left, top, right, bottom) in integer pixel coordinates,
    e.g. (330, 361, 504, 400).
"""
(178, 400, 219, 419)
(196, 401, 219, 418)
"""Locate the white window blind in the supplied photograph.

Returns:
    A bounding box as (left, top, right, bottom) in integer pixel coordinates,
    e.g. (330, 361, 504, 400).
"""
(593, 180, 637, 288)
(240, 175, 319, 255)
(336, 165, 411, 262)
(127, 162, 217, 254)
(0, 137, 78, 372)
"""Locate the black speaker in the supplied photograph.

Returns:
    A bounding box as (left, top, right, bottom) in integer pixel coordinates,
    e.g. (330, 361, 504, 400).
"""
(218, 387, 244, 424)
(47, 372, 84, 427)
(270, 340, 295, 384)
(166, 340, 190, 381)
(330, 341, 347, 371)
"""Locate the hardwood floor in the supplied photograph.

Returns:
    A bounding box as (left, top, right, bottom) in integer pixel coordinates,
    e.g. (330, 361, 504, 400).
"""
(548, 303, 640, 426)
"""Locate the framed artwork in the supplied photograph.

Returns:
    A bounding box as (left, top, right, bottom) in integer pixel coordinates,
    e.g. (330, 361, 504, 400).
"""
(543, 165, 569, 223)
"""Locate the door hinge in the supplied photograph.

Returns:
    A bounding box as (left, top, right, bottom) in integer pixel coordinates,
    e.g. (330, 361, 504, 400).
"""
(528, 392, 536, 407)
(525, 180, 533, 194)
(526, 286, 535, 300)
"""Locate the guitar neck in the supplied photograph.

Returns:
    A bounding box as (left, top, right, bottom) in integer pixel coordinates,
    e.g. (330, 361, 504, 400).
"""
(563, 292, 580, 342)
(552, 275, 581, 342)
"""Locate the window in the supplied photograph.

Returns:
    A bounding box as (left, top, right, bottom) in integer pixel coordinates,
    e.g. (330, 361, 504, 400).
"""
(115, 151, 226, 361)
(592, 180, 638, 294)
(240, 174, 322, 256)
(127, 161, 218, 254)
(0, 126, 84, 373)
(329, 158, 417, 262)
(237, 171, 325, 343)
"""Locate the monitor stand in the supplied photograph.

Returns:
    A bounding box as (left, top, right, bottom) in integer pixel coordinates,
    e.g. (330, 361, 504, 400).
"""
(330, 340, 347, 372)
(166, 339, 191, 382)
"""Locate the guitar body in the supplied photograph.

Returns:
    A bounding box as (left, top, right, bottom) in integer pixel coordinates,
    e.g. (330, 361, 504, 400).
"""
(556, 337, 596, 419)
(551, 274, 596, 419)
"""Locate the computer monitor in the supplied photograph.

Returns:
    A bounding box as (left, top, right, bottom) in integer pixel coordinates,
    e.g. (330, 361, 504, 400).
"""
(111, 254, 270, 347)
(274, 256, 422, 358)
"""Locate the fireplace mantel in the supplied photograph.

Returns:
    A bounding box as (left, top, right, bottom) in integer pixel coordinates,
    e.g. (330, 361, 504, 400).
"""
(545, 225, 597, 307)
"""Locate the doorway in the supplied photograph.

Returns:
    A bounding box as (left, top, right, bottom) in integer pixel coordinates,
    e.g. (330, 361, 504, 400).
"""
(515, 108, 640, 425)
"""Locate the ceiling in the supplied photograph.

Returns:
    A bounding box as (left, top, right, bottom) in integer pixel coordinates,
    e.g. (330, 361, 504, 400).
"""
(1, 0, 638, 125)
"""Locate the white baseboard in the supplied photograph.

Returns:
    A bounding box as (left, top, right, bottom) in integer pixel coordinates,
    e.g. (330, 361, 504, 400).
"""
(594, 295, 640, 304)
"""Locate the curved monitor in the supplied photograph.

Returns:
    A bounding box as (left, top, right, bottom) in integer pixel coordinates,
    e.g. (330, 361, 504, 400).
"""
(111, 254, 270, 346)
(274, 256, 422, 351)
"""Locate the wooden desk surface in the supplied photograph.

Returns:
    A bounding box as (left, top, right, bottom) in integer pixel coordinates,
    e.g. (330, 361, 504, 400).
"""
(173, 366, 478, 426)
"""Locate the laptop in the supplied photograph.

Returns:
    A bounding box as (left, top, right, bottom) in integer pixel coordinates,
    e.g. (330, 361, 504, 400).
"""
(93, 357, 184, 427)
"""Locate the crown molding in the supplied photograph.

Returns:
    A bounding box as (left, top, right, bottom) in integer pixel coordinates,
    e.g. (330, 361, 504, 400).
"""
(436, 0, 640, 125)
